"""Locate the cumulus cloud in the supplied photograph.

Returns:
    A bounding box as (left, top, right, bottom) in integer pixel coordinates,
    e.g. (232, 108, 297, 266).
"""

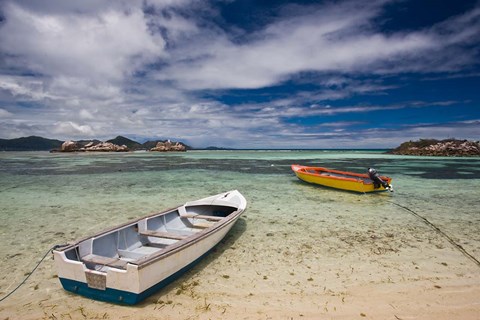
(0, 0, 478, 147)
(152, 0, 478, 90)
(0, 3, 165, 82)
(53, 121, 95, 137)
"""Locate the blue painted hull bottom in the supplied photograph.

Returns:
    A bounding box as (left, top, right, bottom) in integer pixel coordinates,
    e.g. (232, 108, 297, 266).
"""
(59, 249, 213, 305)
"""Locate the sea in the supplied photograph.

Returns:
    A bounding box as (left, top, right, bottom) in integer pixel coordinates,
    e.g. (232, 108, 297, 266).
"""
(0, 150, 479, 318)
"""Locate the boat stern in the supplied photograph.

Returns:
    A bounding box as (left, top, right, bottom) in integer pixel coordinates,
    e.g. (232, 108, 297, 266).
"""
(53, 247, 144, 305)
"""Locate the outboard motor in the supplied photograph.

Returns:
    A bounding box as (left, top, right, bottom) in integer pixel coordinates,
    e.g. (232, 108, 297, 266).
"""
(368, 168, 393, 192)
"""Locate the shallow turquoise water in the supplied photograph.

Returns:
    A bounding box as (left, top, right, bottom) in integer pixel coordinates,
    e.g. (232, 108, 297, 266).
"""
(0, 150, 479, 308)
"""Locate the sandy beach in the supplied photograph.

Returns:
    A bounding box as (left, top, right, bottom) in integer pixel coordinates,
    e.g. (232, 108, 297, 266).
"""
(1, 235, 479, 319)
(1, 211, 479, 320)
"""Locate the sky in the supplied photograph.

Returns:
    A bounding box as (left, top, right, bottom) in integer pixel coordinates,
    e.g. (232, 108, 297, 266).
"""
(0, 0, 479, 149)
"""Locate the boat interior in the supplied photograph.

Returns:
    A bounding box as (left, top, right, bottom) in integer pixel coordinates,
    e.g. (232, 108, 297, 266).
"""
(60, 204, 237, 271)
(304, 168, 374, 183)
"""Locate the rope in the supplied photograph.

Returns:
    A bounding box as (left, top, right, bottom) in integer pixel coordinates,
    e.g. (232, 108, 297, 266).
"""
(0, 244, 68, 303)
(389, 201, 480, 268)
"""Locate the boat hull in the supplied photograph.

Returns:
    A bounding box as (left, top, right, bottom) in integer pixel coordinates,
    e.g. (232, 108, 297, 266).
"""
(57, 237, 221, 304)
(53, 190, 247, 304)
(291, 164, 392, 193)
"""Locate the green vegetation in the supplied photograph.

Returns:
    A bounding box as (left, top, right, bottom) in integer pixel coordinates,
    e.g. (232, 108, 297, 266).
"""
(389, 139, 480, 156)
(0, 136, 63, 151)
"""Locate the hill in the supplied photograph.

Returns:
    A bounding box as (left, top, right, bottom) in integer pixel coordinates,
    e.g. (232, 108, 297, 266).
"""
(0, 136, 63, 151)
(204, 146, 233, 150)
(141, 140, 158, 150)
(107, 136, 143, 150)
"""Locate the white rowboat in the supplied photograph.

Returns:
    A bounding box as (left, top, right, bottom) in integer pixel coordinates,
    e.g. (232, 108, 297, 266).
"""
(52, 190, 247, 304)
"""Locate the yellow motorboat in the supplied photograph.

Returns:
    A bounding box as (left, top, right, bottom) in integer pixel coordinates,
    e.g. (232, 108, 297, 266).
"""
(291, 164, 393, 193)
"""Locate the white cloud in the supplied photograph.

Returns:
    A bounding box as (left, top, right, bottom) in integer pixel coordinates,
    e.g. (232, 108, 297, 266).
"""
(0, 76, 58, 101)
(79, 109, 95, 120)
(152, 1, 461, 90)
(399, 120, 480, 141)
(0, 108, 13, 117)
(53, 121, 95, 137)
(0, 2, 165, 82)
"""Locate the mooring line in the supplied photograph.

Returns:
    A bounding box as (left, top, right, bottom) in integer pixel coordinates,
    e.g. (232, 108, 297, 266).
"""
(389, 201, 480, 268)
(0, 244, 67, 303)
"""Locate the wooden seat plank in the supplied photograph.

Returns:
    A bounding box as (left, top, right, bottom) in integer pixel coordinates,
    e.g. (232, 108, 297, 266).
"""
(191, 222, 212, 229)
(139, 230, 188, 240)
(181, 214, 223, 221)
(82, 254, 128, 269)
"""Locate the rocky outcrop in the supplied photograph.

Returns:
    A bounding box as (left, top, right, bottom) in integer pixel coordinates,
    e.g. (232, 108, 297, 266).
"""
(389, 139, 480, 156)
(58, 140, 128, 152)
(150, 140, 186, 152)
(52, 137, 189, 152)
(83, 141, 128, 152)
(61, 140, 79, 152)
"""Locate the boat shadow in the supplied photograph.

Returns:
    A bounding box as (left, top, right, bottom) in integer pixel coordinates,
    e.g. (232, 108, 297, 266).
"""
(136, 217, 248, 306)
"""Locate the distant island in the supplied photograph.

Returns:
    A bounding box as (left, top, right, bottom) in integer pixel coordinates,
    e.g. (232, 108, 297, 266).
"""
(388, 139, 480, 156)
(0, 136, 64, 151)
(0, 135, 191, 152)
(2, 136, 479, 156)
